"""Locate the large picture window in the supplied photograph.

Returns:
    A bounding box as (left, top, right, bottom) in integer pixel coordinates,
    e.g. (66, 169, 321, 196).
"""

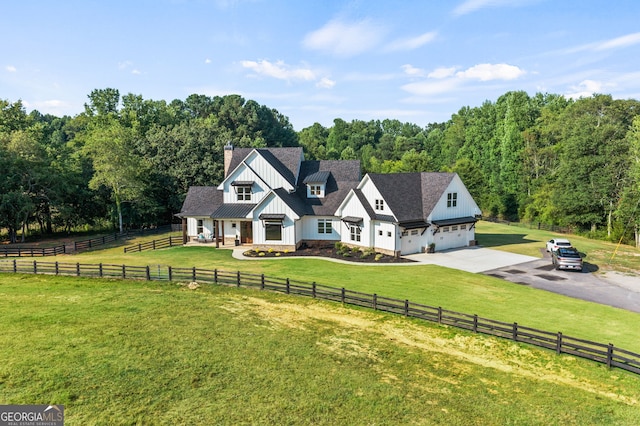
(265, 221, 282, 241)
(349, 225, 361, 242)
(237, 186, 252, 201)
(317, 219, 332, 234)
(447, 192, 457, 207)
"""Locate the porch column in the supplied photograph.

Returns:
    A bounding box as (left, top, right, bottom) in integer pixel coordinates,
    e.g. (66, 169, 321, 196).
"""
(214, 220, 219, 249)
(221, 220, 225, 245)
(182, 217, 187, 244)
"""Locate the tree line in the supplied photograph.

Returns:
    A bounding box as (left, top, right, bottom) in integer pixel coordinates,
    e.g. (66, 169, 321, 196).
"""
(1, 89, 639, 246)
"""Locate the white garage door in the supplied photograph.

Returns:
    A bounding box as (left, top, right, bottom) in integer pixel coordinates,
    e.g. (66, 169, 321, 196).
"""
(435, 225, 469, 251)
(401, 229, 423, 254)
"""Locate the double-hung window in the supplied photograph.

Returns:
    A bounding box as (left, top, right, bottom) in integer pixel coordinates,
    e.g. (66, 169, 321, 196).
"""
(317, 219, 332, 234)
(349, 225, 361, 242)
(375, 199, 384, 210)
(447, 192, 457, 208)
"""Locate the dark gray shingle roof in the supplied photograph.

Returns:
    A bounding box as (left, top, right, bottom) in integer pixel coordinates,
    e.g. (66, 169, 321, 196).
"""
(367, 172, 455, 222)
(177, 186, 223, 217)
(296, 160, 361, 216)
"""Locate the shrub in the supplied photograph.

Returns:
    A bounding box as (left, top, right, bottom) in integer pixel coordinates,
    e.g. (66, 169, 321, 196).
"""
(275, 252, 281, 257)
(334, 242, 344, 251)
(374, 253, 383, 261)
(258, 252, 266, 257)
(362, 247, 376, 258)
(268, 248, 274, 253)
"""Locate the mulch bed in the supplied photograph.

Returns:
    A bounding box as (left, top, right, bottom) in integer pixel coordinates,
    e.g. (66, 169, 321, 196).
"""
(242, 243, 415, 264)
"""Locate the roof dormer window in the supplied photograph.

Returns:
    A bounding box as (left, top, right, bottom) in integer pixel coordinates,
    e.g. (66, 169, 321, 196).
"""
(303, 170, 330, 199)
(308, 184, 324, 198)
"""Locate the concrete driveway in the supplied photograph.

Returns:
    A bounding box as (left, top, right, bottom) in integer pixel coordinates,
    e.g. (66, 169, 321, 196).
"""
(406, 246, 640, 313)
(404, 246, 538, 273)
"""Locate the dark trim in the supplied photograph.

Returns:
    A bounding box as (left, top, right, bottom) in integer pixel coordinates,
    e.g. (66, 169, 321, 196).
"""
(341, 216, 363, 225)
(398, 220, 430, 230)
(431, 216, 478, 227)
(259, 213, 285, 221)
(231, 180, 254, 186)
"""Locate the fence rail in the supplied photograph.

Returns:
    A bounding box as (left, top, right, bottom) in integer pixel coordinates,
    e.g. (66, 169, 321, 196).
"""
(0, 245, 66, 257)
(123, 236, 184, 253)
(1, 259, 638, 376)
(0, 224, 181, 257)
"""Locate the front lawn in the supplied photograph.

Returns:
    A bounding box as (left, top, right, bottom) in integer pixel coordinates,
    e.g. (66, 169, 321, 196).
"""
(1, 275, 639, 425)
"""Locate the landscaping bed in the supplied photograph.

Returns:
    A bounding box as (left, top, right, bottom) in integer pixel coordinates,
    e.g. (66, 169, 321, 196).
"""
(242, 242, 414, 263)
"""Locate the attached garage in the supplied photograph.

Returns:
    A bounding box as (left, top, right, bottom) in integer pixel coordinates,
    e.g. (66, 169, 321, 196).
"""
(399, 221, 429, 255)
(432, 217, 477, 251)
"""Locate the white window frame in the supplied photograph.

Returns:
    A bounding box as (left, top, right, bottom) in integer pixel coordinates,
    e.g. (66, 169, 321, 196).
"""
(317, 219, 332, 234)
(349, 225, 361, 242)
(237, 186, 252, 201)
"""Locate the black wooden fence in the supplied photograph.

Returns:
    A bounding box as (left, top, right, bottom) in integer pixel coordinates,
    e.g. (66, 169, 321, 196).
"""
(1, 258, 638, 376)
(123, 236, 184, 253)
(0, 224, 181, 257)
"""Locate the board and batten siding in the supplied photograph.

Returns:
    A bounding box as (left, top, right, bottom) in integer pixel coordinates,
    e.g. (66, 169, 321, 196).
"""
(299, 216, 339, 241)
(428, 175, 480, 221)
(222, 166, 268, 204)
(372, 221, 397, 252)
(338, 194, 371, 248)
(186, 217, 214, 237)
(251, 194, 298, 246)
(244, 153, 295, 192)
(358, 178, 396, 219)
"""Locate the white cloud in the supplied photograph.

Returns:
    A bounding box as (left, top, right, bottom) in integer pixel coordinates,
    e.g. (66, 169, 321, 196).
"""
(564, 79, 613, 99)
(402, 63, 525, 97)
(428, 67, 457, 79)
(6, 65, 17, 72)
(385, 31, 437, 51)
(205, 58, 212, 64)
(453, 0, 534, 16)
(302, 19, 385, 56)
(456, 63, 525, 81)
(594, 32, 640, 51)
(316, 77, 336, 89)
(241, 59, 316, 81)
(401, 64, 426, 77)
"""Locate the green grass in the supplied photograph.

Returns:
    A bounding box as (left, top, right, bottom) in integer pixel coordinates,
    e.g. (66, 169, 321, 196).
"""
(1, 274, 639, 425)
(43, 223, 640, 353)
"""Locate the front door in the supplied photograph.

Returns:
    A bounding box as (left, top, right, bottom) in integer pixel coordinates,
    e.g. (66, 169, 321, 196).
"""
(241, 221, 253, 244)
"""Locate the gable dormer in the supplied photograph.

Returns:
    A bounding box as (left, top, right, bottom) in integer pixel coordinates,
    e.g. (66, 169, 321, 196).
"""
(303, 171, 330, 198)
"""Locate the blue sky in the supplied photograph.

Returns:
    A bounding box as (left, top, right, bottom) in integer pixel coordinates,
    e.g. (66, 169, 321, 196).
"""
(2, 0, 640, 130)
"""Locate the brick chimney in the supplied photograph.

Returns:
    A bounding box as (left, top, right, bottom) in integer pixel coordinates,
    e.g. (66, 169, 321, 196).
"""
(223, 142, 233, 177)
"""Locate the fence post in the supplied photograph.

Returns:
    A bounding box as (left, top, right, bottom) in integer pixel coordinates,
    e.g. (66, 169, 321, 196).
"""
(76, 263, 80, 277)
(312, 282, 316, 298)
(122, 265, 126, 279)
(168, 266, 172, 282)
(607, 344, 614, 368)
(153, 240, 156, 250)
(404, 300, 409, 317)
(261, 274, 265, 290)
(512, 323, 518, 341)
(146, 266, 151, 281)
(99, 263, 103, 278)
(138, 244, 142, 252)
(373, 293, 377, 310)
(556, 332, 563, 354)
(237, 271, 241, 287)
(192, 267, 196, 282)
(214, 269, 218, 283)
(13, 259, 17, 273)
(286, 278, 290, 294)
(473, 315, 478, 333)
(55, 262, 59, 275)
(437, 307, 442, 323)
(33, 260, 37, 274)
